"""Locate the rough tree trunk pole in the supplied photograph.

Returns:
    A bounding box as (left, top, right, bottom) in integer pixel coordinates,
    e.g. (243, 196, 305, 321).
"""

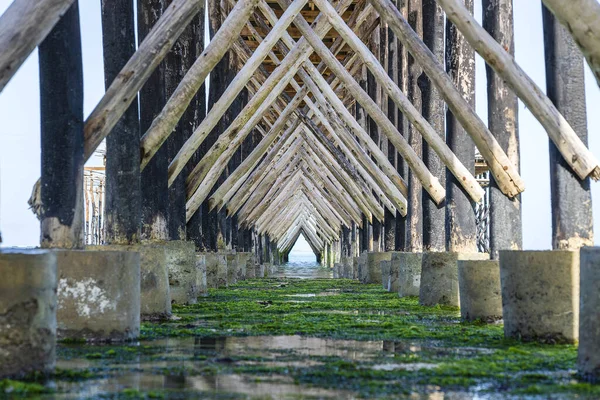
(406, 0, 423, 253)
(39, 2, 84, 249)
(0, 0, 75, 92)
(102, 0, 141, 245)
(138, 0, 169, 241)
(484, 0, 522, 259)
(445, 0, 477, 253)
(395, 0, 407, 252)
(543, 6, 594, 250)
(367, 29, 383, 251)
(166, 10, 205, 241)
(384, 18, 397, 252)
(541, 0, 600, 88)
(421, 0, 445, 252)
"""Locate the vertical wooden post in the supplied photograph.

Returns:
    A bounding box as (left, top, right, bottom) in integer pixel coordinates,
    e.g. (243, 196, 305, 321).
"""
(384, 19, 397, 251)
(186, 39, 208, 251)
(395, 0, 408, 252)
(484, 0, 522, 258)
(445, 0, 477, 253)
(368, 29, 383, 252)
(138, 0, 169, 241)
(357, 64, 372, 253)
(421, 0, 446, 252)
(406, 0, 423, 253)
(39, 2, 84, 249)
(102, 0, 141, 245)
(167, 9, 205, 242)
(543, 6, 594, 250)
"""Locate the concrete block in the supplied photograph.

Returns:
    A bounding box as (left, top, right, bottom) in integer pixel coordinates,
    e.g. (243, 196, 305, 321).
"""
(380, 260, 391, 290)
(364, 252, 392, 284)
(245, 257, 256, 279)
(165, 241, 198, 305)
(226, 253, 238, 285)
(56, 250, 140, 342)
(88, 244, 171, 321)
(500, 250, 579, 343)
(388, 255, 400, 293)
(195, 254, 208, 297)
(352, 257, 359, 280)
(395, 252, 423, 297)
(579, 247, 600, 381)
(205, 253, 228, 288)
(420, 252, 488, 307)
(357, 252, 368, 283)
(0, 249, 57, 378)
(333, 263, 341, 278)
(257, 263, 266, 278)
(458, 260, 502, 322)
(236, 253, 251, 280)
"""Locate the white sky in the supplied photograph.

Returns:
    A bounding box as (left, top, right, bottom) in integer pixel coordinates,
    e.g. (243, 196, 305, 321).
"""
(1, 1, 599, 252)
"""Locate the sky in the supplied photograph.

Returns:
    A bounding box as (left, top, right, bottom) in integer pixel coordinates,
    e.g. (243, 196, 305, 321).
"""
(1, 0, 600, 252)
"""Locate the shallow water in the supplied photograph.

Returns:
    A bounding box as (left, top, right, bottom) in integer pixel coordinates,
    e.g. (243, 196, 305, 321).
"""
(6, 262, 588, 399)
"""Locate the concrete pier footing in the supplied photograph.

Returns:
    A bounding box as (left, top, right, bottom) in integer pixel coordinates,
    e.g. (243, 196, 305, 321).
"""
(578, 247, 600, 381)
(205, 253, 228, 288)
(0, 250, 58, 378)
(357, 253, 367, 282)
(457, 260, 502, 322)
(257, 263, 266, 278)
(333, 263, 341, 278)
(388, 256, 400, 293)
(195, 254, 208, 297)
(88, 244, 171, 321)
(362, 252, 392, 284)
(420, 252, 488, 307)
(56, 250, 140, 342)
(500, 250, 579, 343)
(341, 257, 353, 279)
(226, 253, 238, 285)
(236, 253, 251, 280)
(245, 255, 256, 279)
(395, 252, 422, 297)
(380, 260, 391, 290)
(165, 241, 198, 305)
(352, 257, 359, 280)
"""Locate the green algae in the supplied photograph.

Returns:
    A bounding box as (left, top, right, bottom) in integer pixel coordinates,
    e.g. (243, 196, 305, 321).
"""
(4, 277, 599, 398)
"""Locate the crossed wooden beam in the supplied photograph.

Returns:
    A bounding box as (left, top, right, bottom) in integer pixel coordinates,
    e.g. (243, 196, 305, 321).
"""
(3, 0, 600, 249)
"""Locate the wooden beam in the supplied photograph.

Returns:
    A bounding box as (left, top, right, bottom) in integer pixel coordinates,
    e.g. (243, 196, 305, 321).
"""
(438, 0, 600, 181)
(370, 0, 525, 198)
(0, 0, 75, 92)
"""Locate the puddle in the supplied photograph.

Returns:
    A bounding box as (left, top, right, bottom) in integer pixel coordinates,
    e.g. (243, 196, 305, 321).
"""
(370, 363, 437, 371)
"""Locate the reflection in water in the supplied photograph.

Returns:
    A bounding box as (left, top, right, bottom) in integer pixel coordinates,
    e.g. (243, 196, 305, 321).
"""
(49, 335, 483, 399)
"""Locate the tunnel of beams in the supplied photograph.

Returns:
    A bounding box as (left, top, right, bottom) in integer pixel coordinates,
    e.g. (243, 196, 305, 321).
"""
(0, 0, 599, 398)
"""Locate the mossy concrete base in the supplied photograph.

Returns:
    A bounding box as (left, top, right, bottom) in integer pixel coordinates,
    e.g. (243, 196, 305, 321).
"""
(420, 252, 488, 307)
(362, 252, 392, 284)
(236, 253, 252, 280)
(88, 244, 171, 321)
(205, 253, 228, 288)
(55, 250, 140, 342)
(352, 257, 359, 280)
(380, 260, 391, 290)
(395, 252, 422, 297)
(165, 241, 198, 305)
(333, 263, 341, 279)
(357, 253, 367, 282)
(245, 254, 256, 279)
(458, 260, 502, 322)
(579, 247, 600, 381)
(0, 249, 57, 378)
(226, 253, 238, 285)
(195, 254, 208, 297)
(388, 255, 400, 293)
(257, 263, 266, 278)
(500, 250, 579, 343)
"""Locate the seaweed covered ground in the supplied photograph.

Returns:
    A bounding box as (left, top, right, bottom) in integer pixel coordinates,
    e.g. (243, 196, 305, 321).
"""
(2, 268, 599, 399)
